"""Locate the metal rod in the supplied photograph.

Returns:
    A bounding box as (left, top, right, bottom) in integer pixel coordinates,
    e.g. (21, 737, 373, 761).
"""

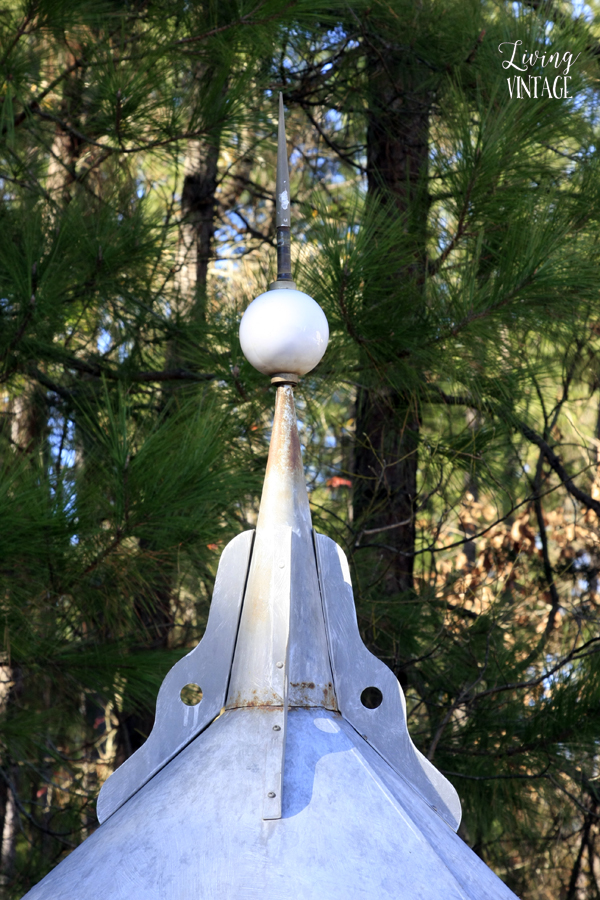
(276, 93, 293, 283)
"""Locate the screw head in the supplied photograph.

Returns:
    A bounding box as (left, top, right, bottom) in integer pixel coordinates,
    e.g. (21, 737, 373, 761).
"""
(268, 791, 276, 799)
(273, 725, 281, 731)
(278, 560, 285, 568)
(276, 661, 284, 668)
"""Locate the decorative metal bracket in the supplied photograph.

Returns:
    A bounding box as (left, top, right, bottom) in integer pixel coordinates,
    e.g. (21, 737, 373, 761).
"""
(314, 531, 462, 832)
(96, 530, 254, 823)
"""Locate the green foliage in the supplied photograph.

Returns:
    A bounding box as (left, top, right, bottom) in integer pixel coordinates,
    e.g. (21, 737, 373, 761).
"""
(3, 0, 600, 896)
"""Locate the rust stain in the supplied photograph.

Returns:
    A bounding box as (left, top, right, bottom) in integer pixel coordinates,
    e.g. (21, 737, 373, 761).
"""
(288, 680, 338, 711)
(226, 687, 284, 710)
(322, 682, 337, 710)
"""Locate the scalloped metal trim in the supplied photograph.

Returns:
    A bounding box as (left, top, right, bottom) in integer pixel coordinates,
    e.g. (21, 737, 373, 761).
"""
(314, 531, 462, 832)
(97, 530, 254, 823)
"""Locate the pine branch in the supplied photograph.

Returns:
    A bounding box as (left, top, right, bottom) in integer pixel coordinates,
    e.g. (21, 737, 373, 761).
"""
(429, 386, 600, 518)
(518, 422, 600, 517)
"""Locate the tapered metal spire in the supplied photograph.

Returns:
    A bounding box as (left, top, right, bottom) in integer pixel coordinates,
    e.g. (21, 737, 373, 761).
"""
(272, 93, 295, 289)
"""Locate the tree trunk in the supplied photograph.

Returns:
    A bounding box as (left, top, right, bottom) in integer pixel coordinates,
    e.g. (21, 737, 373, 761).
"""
(171, 74, 227, 336)
(354, 44, 432, 597)
(176, 138, 221, 322)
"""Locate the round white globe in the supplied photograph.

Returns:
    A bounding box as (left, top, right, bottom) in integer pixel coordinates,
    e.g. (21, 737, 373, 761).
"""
(239, 288, 329, 376)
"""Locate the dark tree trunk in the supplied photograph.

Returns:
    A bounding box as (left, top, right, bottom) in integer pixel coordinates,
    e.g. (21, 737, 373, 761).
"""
(180, 137, 221, 320)
(354, 45, 432, 597)
(172, 73, 227, 333)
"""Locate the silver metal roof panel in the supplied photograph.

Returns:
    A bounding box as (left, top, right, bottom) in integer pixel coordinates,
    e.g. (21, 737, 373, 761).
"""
(23, 707, 516, 900)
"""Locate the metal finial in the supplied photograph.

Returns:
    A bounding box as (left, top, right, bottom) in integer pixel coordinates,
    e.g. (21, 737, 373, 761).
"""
(271, 93, 296, 291)
(276, 93, 290, 231)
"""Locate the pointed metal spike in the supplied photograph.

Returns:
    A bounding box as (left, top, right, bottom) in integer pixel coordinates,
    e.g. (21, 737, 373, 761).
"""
(276, 92, 291, 229)
(271, 93, 294, 288)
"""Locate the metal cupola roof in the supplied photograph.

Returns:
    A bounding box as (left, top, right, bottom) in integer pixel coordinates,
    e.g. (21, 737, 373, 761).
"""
(22, 96, 520, 900)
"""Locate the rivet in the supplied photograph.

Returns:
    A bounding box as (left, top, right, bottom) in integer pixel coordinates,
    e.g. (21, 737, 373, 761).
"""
(276, 661, 284, 668)
(268, 791, 276, 798)
(279, 560, 285, 568)
(273, 725, 281, 731)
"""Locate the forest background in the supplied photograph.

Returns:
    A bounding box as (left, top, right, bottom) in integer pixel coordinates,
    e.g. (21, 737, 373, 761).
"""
(3, 0, 600, 897)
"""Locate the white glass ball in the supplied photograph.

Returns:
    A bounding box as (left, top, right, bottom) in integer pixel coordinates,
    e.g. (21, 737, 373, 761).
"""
(239, 288, 329, 376)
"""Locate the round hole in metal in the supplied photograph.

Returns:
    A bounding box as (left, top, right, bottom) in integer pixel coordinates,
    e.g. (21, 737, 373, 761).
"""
(360, 686, 383, 709)
(180, 683, 203, 706)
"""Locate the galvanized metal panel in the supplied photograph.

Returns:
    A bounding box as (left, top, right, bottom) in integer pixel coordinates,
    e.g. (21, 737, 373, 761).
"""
(314, 531, 462, 832)
(226, 525, 292, 710)
(227, 385, 335, 710)
(23, 708, 518, 900)
(288, 527, 336, 710)
(96, 529, 254, 824)
(262, 708, 287, 820)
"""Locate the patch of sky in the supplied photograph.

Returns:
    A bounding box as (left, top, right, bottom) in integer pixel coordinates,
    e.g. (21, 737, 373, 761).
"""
(118, 341, 132, 362)
(48, 413, 77, 470)
(542, 655, 572, 696)
(573, 551, 591, 570)
(325, 434, 336, 448)
(97, 328, 112, 354)
(570, 87, 592, 113)
(572, 0, 594, 22)
(324, 25, 347, 43)
(325, 109, 342, 130)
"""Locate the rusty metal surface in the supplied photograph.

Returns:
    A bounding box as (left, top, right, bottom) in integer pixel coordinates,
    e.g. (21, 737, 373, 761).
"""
(314, 531, 462, 832)
(96, 530, 254, 824)
(23, 708, 518, 900)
